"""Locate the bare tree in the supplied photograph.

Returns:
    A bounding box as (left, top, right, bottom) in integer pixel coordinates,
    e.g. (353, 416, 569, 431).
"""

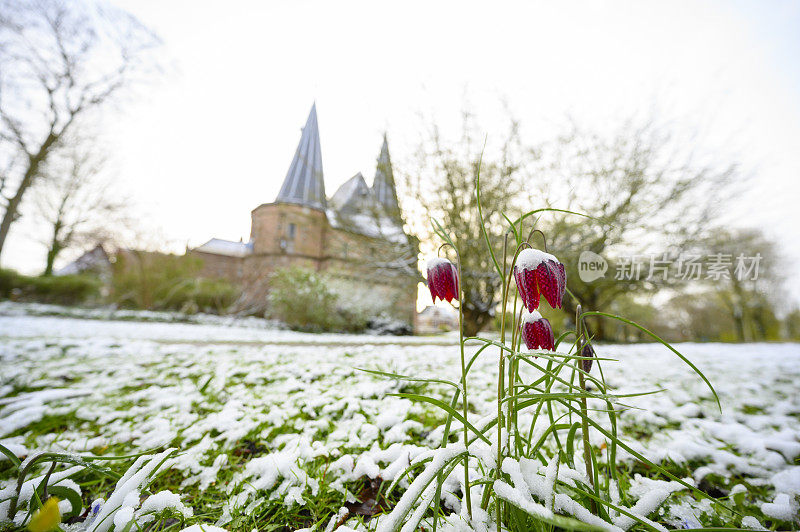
(33, 141, 129, 275)
(0, 0, 159, 259)
(404, 111, 526, 335)
(404, 110, 744, 338)
(537, 118, 741, 339)
(631, 228, 786, 342)
(695, 228, 784, 342)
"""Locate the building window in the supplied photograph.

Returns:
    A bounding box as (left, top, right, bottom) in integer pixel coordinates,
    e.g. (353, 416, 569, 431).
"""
(287, 223, 296, 239)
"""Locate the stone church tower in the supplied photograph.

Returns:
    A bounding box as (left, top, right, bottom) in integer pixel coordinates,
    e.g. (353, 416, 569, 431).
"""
(192, 104, 419, 325)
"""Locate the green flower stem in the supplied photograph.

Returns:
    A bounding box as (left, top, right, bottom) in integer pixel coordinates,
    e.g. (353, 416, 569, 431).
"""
(576, 305, 597, 515)
(456, 258, 473, 520)
(495, 237, 511, 528)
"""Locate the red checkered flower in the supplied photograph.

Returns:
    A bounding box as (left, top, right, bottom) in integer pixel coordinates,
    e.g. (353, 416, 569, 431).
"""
(427, 257, 459, 303)
(513, 249, 566, 311)
(520, 310, 555, 351)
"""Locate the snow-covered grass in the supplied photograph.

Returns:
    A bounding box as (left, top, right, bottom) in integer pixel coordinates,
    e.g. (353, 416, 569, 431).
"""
(0, 301, 284, 329)
(1, 310, 799, 530)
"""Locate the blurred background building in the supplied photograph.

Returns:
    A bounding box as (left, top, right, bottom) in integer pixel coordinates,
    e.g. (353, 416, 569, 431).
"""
(190, 104, 419, 324)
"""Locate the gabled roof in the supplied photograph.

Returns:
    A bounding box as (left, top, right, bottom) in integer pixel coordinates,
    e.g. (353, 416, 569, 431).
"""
(372, 135, 400, 215)
(193, 238, 253, 258)
(328, 171, 408, 243)
(56, 244, 111, 275)
(330, 172, 373, 213)
(276, 104, 326, 210)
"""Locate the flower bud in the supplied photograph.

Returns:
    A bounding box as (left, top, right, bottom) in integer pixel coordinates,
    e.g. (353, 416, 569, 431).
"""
(581, 342, 595, 373)
(426, 257, 459, 303)
(520, 309, 555, 351)
(513, 249, 566, 311)
(28, 496, 61, 532)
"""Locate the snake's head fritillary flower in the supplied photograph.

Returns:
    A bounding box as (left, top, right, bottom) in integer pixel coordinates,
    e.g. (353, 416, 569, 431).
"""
(513, 249, 566, 311)
(520, 310, 555, 351)
(426, 257, 459, 303)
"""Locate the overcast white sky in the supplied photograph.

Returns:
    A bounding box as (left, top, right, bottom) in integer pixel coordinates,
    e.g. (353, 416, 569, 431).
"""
(5, 0, 800, 303)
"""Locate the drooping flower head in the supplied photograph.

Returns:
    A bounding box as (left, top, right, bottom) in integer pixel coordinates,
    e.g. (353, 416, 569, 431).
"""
(520, 309, 555, 351)
(513, 248, 566, 311)
(426, 257, 459, 303)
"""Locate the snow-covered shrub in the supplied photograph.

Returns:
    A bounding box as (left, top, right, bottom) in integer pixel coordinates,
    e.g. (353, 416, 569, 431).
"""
(328, 277, 407, 333)
(168, 278, 240, 314)
(268, 268, 409, 333)
(267, 267, 342, 332)
(0, 268, 102, 305)
(111, 253, 239, 313)
(367, 314, 413, 335)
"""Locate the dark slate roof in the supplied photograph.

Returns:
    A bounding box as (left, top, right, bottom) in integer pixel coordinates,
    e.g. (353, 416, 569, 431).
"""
(55, 244, 111, 275)
(371, 135, 399, 215)
(276, 104, 327, 210)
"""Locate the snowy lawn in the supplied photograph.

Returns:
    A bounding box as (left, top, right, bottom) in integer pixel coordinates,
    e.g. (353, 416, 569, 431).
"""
(1, 309, 799, 530)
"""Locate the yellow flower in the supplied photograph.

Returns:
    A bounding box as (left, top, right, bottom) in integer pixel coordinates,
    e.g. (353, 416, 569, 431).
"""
(28, 497, 61, 532)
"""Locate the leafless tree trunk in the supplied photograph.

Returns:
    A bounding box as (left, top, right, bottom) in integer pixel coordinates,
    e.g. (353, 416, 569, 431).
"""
(0, 0, 159, 259)
(33, 140, 129, 275)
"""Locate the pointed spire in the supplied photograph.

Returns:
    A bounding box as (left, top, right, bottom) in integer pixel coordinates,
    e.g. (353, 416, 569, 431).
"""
(276, 104, 326, 210)
(372, 134, 400, 216)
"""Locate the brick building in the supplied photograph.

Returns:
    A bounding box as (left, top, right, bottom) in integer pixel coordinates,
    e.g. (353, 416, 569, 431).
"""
(191, 104, 419, 324)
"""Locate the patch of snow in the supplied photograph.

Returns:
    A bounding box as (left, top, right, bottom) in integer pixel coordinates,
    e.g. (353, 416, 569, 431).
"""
(515, 248, 559, 270)
(376, 444, 466, 532)
(770, 466, 800, 496)
(179, 525, 229, 532)
(760, 492, 799, 523)
(741, 515, 766, 530)
(520, 309, 544, 324)
(91, 449, 175, 532)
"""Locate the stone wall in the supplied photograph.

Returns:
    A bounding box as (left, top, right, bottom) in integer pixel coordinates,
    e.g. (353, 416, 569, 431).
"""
(322, 226, 418, 324)
(250, 203, 327, 258)
(197, 202, 418, 324)
(192, 250, 244, 281)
